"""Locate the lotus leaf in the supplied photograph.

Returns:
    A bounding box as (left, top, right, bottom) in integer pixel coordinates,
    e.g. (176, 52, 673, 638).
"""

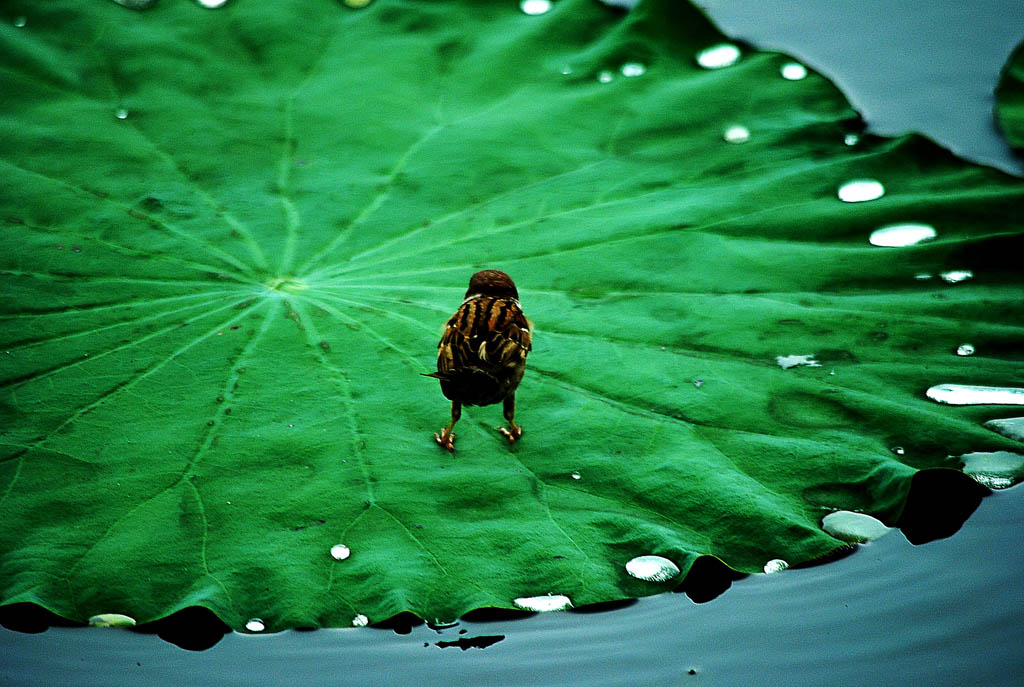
(2, 0, 1023, 630)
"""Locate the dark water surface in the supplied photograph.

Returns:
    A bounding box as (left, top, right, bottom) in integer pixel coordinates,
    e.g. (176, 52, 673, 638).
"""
(3, 2, 1024, 685)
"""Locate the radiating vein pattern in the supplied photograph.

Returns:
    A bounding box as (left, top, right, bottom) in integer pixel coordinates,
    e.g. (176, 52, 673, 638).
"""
(1, 0, 1022, 631)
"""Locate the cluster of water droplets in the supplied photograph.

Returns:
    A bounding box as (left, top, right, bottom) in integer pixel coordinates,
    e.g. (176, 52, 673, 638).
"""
(593, 61, 648, 84)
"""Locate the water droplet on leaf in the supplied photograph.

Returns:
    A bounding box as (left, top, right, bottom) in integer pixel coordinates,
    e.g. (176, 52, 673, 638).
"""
(868, 223, 936, 247)
(352, 614, 369, 627)
(598, 70, 614, 83)
(14, 16, 27, 27)
(776, 354, 821, 370)
(115, 108, 129, 120)
(570, 471, 581, 480)
(837, 179, 885, 203)
(696, 43, 741, 69)
(513, 594, 572, 612)
(625, 555, 681, 582)
(763, 559, 789, 574)
(780, 62, 808, 80)
(559, 65, 572, 75)
(959, 451, 1024, 489)
(342, 0, 374, 8)
(926, 384, 1024, 406)
(519, 0, 552, 15)
(956, 344, 975, 357)
(723, 125, 750, 143)
(985, 417, 1024, 442)
(821, 511, 891, 543)
(88, 613, 136, 628)
(914, 273, 932, 281)
(331, 544, 351, 560)
(844, 134, 860, 146)
(196, 0, 230, 7)
(940, 270, 973, 284)
(891, 446, 905, 455)
(620, 62, 646, 77)
(245, 618, 266, 632)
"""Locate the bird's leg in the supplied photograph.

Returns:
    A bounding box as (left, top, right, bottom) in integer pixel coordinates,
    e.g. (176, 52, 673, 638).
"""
(498, 394, 523, 443)
(435, 401, 461, 453)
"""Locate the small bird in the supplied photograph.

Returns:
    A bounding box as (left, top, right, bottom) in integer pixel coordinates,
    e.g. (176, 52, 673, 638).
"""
(424, 269, 532, 453)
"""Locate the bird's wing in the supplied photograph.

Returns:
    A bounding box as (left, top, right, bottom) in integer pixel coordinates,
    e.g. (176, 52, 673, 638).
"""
(436, 297, 531, 373)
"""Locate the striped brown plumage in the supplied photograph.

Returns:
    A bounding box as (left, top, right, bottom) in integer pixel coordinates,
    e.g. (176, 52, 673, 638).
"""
(425, 270, 532, 453)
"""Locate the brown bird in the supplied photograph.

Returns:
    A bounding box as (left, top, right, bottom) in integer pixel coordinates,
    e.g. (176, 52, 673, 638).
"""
(424, 269, 532, 453)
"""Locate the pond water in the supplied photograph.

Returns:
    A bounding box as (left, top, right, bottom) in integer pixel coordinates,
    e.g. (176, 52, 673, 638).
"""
(3, 1, 1023, 684)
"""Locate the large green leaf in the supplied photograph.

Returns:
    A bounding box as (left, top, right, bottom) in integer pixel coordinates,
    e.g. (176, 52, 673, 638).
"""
(2, 0, 1023, 631)
(997, 39, 1024, 149)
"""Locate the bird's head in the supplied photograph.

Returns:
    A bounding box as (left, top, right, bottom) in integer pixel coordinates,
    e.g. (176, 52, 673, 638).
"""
(465, 269, 519, 300)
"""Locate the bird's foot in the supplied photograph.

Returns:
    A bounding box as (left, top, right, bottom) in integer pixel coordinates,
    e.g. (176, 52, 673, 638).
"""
(498, 425, 523, 444)
(434, 430, 456, 453)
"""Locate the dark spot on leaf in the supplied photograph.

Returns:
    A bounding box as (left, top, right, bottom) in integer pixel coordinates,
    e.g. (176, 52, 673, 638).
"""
(140, 196, 163, 211)
(290, 518, 326, 531)
(224, 408, 231, 415)
(815, 349, 859, 363)
(768, 392, 862, 429)
(319, 341, 330, 352)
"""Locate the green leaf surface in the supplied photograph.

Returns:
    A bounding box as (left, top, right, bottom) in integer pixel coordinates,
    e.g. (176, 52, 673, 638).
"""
(996, 39, 1024, 148)
(2, 0, 1023, 630)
